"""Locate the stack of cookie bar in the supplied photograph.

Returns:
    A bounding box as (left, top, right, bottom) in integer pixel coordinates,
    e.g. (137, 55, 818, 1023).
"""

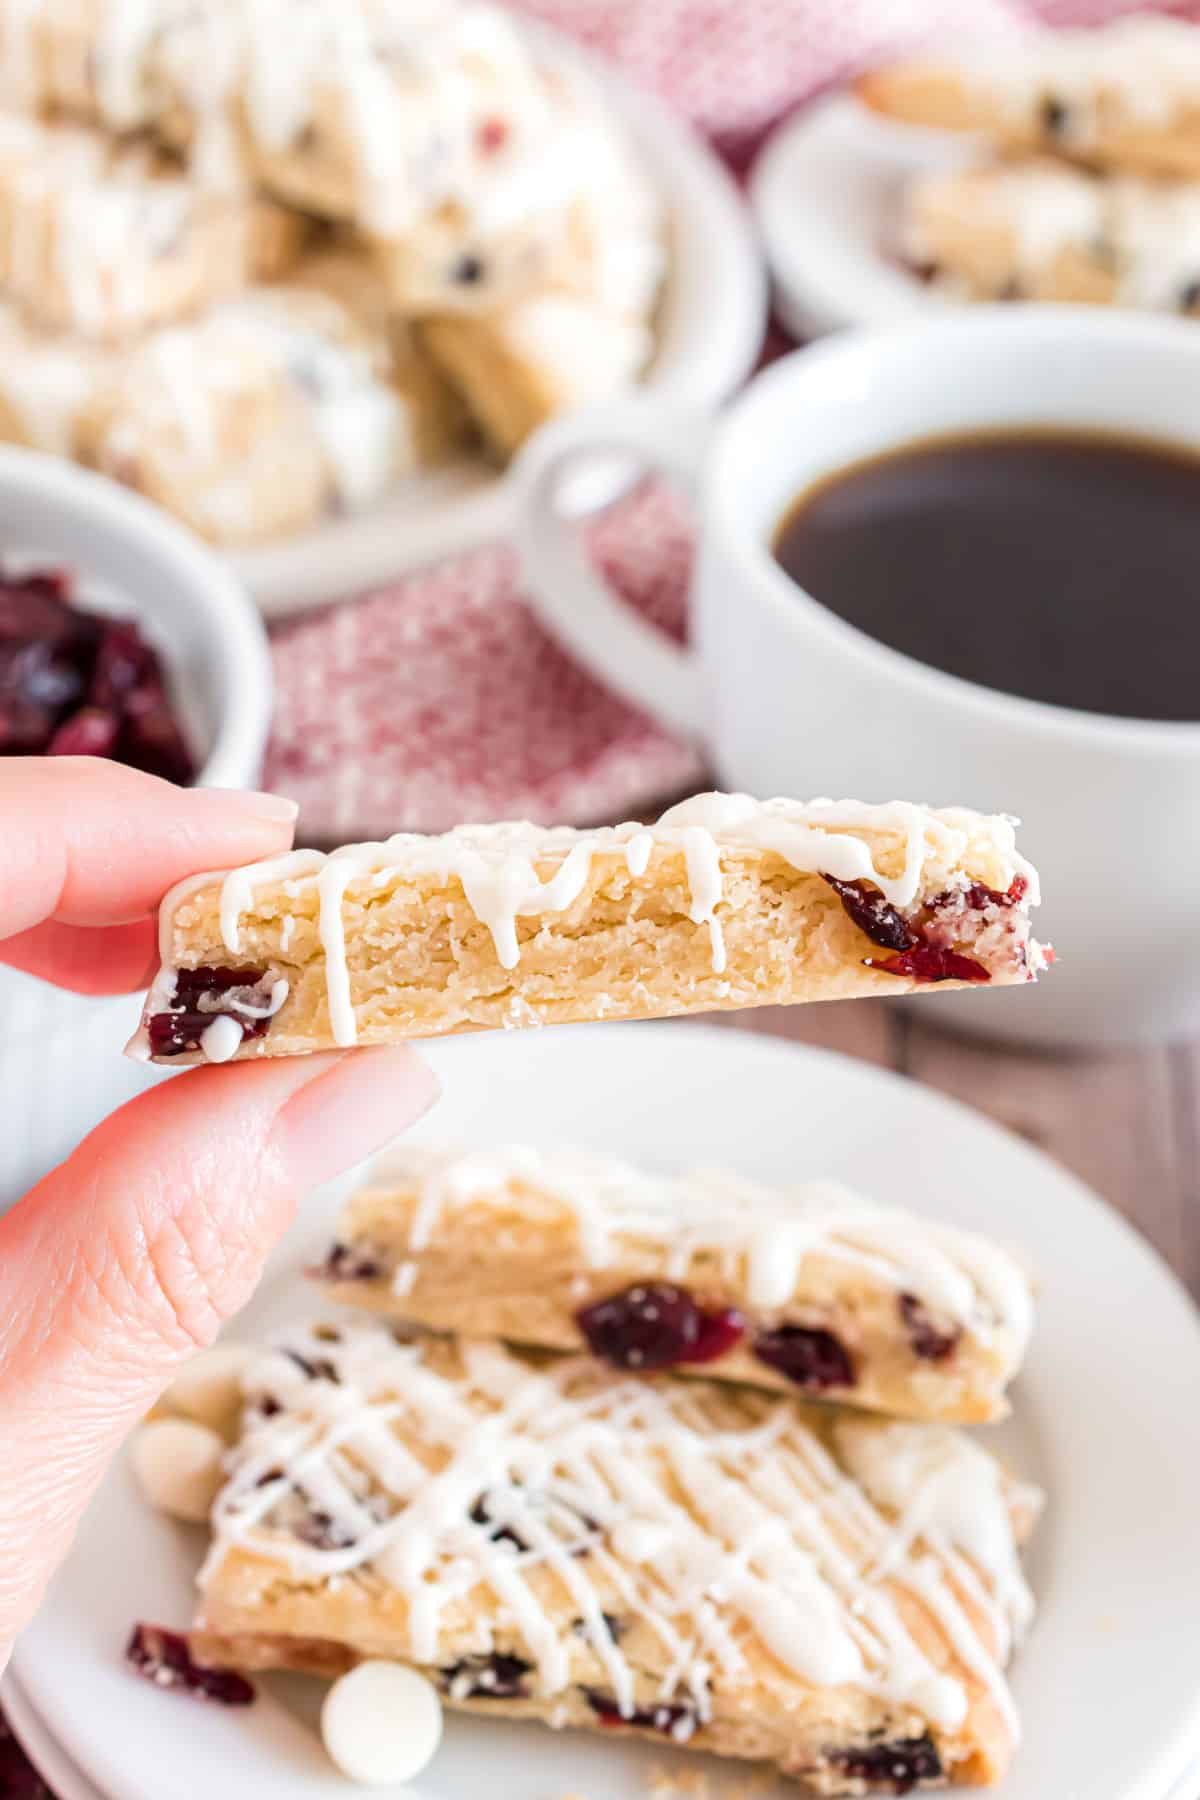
(145, 1141, 1042, 1794)
(0, 0, 663, 541)
(860, 14, 1200, 316)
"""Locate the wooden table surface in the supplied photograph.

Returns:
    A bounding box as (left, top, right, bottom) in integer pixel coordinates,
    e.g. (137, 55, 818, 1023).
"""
(722, 999, 1200, 1301)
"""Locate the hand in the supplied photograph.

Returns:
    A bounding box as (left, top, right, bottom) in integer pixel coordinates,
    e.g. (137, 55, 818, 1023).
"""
(0, 760, 438, 1670)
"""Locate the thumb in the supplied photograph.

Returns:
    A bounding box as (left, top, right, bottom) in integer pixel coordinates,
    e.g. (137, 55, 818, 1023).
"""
(0, 1046, 438, 1657)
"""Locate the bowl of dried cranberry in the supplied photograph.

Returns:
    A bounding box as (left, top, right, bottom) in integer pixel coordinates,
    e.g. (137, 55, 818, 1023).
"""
(0, 448, 271, 786)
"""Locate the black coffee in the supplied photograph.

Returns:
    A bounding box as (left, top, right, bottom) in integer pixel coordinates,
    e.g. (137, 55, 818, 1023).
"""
(772, 428, 1200, 721)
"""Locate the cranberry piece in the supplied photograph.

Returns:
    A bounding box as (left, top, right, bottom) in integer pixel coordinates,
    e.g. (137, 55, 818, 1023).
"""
(119, 677, 196, 785)
(868, 944, 991, 983)
(823, 876, 916, 951)
(576, 1282, 745, 1372)
(149, 965, 273, 1057)
(469, 1495, 527, 1552)
(829, 1736, 942, 1792)
(899, 1293, 962, 1362)
(0, 1711, 54, 1798)
(316, 1241, 383, 1282)
(1, 638, 83, 711)
(958, 873, 1028, 912)
(582, 1690, 694, 1735)
(452, 252, 486, 285)
(441, 1653, 532, 1699)
(295, 1509, 357, 1549)
(125, 1624, 254, 1706)
(284, 1349, 339, 1382)
(91, 620, 159, 706)
(753, 1325, 855, 1391)
(477, 116, 508, 153)
(48, 704, 121, 757)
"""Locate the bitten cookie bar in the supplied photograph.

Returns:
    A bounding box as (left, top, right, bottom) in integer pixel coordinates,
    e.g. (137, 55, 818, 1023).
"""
(858, 15, 1200, 179)
(190, 1324, 1040, 1791)
(0, 111, 301, 341)
(128, 792, 1047, 1063)
(314, 1145, 1034, 1424)
(903, 158, 1200, 312)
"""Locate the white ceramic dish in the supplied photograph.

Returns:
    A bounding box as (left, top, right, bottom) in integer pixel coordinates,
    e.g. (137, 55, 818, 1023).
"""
(13, 1023, 1200, 1800)
(231, 25, 766, 619)
(750, 92, 976, 339)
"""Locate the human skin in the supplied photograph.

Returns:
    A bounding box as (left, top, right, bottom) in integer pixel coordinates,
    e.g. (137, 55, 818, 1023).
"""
(0, 759, 439, 1670)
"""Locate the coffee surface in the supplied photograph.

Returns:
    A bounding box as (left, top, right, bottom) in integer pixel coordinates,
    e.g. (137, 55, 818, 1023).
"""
(772, 429, 1200, 720)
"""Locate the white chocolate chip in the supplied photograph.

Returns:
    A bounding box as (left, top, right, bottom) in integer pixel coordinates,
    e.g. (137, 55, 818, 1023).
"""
(162, 1344, 254, 1440)
(199, 1014, 243, 1063)
(320, 1661, 443, 1784)
(130, 1418, 226, 1523)
(610, 1516, 671, 1564)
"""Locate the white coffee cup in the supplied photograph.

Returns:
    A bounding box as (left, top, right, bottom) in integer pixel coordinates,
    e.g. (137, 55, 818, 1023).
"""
(513, 307, 1200, 1049)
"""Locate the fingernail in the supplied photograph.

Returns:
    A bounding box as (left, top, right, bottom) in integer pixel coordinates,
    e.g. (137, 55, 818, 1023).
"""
(226, 789, 300, 824)
(271, 1047, 440, 1190)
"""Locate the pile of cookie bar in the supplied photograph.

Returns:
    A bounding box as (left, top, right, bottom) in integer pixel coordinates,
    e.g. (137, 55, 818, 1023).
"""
(0, 0, 663, 542)
(137, 1144, 1041, 1793)
(860, 14, 1200, 315)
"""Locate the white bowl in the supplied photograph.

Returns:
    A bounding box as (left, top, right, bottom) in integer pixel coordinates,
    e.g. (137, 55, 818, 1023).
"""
(231, 22, 768, 619)
(0, 448, 272, 1207)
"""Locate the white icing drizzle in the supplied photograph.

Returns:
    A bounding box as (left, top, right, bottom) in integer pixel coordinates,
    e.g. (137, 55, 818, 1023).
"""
(202, 1324, 1035, 1736)
(138, 794, 1040, 1054)
(367, 1144, 1034, 1357)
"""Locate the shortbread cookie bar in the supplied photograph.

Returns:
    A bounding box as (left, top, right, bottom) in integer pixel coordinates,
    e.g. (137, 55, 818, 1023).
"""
(0, 0, 192, 131)
(903, 158, 1200, 312)
(128, 793, 1046, 1061)
(420, 293, 653, 455)
(0, 111, 301, 341)
(314, 1146, 1034, 1424)
(190, 1324, 1040, 1791)
(858, 16, 1200, 179)
(81, 281, 449, 543)
(0, 302, 116, 455)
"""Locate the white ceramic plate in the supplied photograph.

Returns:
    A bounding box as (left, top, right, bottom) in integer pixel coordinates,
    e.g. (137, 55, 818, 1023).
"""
(750, 92, 979, 340)
(231, 28, 766, 618)
(14, 1023, 1200, 1800)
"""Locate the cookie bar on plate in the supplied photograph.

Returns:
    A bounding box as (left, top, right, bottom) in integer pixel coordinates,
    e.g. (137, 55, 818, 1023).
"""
(189, 1323, 1040, 1791)
(128, 792, 1046, 1063)
(0, 111, 301, 342)
(314, 1146, 1034, 1424)
(80, 276, 462, 543)
(903, 158, 1200, 312)
(858, 15, 1200, 179)
(421, 293, 654, 455)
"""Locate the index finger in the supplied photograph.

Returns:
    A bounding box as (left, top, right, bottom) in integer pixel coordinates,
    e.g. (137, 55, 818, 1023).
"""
(0, 759, 298, 940)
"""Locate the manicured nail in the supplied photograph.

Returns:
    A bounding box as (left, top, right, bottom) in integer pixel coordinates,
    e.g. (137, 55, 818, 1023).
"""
(271, 1047, 440, 1190)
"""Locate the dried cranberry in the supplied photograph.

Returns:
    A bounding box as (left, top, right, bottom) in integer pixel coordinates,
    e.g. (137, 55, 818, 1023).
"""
(91, 620, 159, 700)
(868, 944, 991, 983)
(576, 1282, 745, 1372)
(47, 704, 121, 757)
(148, 965, 273, 1057)
(753, 1325, 855, 1391)
(441, 1653, 532, 1699)
(823, 877, 916, 951)
(284, 1349, 339, 1382)
(582, 1690, 694, 1735)
(958, 874, 1027, 912)
(295, 1508, 357, 1550)
(125, 1624, 254, 1706)
(316, 1241, 383, 1282)
(118, 677, 195, 785)
(469, 1495, 527, 1552)
(477, 116, 508, 153)
(1, 638, 82, 710)
(0, 1710, 55, 1798)
(829, 1736, 943, 1792)
(899, 1293, 962, 1362)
